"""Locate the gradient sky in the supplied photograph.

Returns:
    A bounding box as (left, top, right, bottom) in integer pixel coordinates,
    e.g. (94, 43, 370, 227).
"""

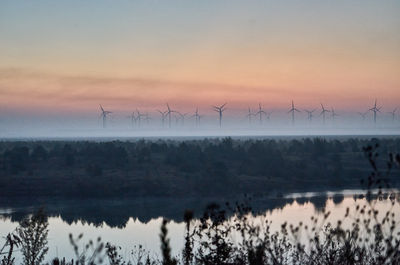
(0, 0, 399, 115)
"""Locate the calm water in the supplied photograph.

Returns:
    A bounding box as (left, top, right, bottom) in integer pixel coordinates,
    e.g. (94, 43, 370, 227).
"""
(0, 191, 399, 263)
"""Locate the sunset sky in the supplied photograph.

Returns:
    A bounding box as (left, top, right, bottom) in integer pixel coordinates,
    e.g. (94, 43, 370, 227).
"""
(1, 0, 399, 115)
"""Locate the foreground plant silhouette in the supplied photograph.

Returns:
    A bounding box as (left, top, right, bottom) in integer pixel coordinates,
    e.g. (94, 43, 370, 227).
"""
(1, 209, 49, 265)
(1, 144, 399, 264)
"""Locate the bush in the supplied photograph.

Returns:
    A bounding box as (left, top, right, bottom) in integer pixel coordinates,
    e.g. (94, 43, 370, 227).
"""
(18, 208, 49, 265)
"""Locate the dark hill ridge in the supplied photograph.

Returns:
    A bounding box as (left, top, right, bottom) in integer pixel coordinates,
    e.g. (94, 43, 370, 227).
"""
(0, 137, 399, 198)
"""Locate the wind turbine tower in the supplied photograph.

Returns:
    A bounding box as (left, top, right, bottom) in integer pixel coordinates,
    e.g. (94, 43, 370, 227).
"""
(99, 104, 112, 128)
(192, 108, 201, 126)
(213, 103, 227, 127)
(358, 111, 368, 121)
(320, 103, 330, 125)
(288, 100, 301, 125)
(136, 109, 145, 127)
(265, 111, 273, 121)
(175, 111, 188, 126)
(157, 110, 167, 127)
(144, 112, 151, 125)
(246, 107, 254, 126)
(369, 99, 382, 124)
(304, 109, 316, 122)
(331, 107, 339, 121)
(387, 108, 397, 121)
(256, 103, 266, 125)
(129, 112, 137, 127)
(166, 103, 175, 128)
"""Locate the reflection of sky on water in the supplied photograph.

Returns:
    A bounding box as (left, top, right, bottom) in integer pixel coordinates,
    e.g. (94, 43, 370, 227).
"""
(0, 217, 185, 263)
(284, 188, 395, 199)
(1, 196, 399, 263)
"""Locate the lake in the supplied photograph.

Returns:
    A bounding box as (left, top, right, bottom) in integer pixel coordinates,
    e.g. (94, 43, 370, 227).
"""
(1, 189, 399, 263)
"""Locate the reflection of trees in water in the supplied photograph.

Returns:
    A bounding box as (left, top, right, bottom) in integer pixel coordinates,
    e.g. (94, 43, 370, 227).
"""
(309, 195, 328, 212)
(295, 197, 308, 205)
(1, 195, 341, 228)
(332, 193, 344, 205)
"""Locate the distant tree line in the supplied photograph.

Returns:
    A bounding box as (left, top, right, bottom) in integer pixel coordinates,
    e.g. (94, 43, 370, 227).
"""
(0, 138, 399, 197)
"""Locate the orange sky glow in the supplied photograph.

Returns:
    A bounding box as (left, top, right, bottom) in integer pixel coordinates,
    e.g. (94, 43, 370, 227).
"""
(0, 1, 399, 115)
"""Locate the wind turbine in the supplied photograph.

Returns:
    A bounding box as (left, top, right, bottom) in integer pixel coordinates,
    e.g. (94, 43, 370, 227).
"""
(174, 114, 181, 126)
(198, 114, 204, 125)
(357, 111, 368, 121)
(128, 112, 137, 127)
(265, 111, 273, 121)
(368, 99, 382, 124)
(320, 103, 330, 125)
(165, 103, 176, 128)
(288, 100, 301, 125)
(144, 112, 151, 125)
(255, 103, 267, 125)
(304, 109, 316, 121)
(212, 103, 227, 127)
(136, 109, 146, 127)
(99, 104, 112, 128)
(191, 108, 201, 126)
(387, 108, 397, 121)
(245, 107, 255, 126)
(331, 107, 339, 121)
(157, 110, 167, 127)
(175, 111, 188, 126)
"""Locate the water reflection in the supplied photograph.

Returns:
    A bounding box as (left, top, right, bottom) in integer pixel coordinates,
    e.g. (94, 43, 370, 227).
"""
(0, 191, 399, 261)
(0, 190, 384, 228)
(0, 196, 293, 227)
